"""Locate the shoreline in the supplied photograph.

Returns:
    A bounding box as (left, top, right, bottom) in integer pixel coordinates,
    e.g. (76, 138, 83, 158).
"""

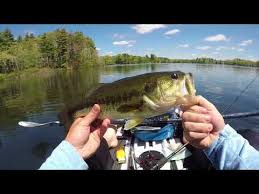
(0, 67, 58, 81)
(1, 62, 259, 82)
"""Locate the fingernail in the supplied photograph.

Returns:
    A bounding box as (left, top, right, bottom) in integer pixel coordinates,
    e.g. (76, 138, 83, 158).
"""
(93, 104, 99, 112)
(205, 115, 211, 122)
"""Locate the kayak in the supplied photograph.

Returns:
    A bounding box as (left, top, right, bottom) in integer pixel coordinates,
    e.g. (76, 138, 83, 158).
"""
(110, 112, 214, 170)
(84, 111, 259, 170)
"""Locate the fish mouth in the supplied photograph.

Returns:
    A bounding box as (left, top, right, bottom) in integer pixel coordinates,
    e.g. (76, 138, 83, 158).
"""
(181, 80, 189, 96)
(185, 73, 196, 95)
(183, 75, 195, 95)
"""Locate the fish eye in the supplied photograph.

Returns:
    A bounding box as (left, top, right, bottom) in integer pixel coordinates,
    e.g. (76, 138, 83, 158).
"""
(171, 73, 178, 79)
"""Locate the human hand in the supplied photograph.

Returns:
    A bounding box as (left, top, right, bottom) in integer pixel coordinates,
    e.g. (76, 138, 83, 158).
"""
(181, 95, 225, 149)
(65, 104, 110, 159)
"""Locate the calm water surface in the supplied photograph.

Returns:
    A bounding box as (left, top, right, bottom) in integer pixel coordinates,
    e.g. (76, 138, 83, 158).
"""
(0, 63, 259, 169)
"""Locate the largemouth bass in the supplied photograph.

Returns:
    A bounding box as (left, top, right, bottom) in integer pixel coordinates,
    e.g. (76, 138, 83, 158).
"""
(59, 71, 197, 130)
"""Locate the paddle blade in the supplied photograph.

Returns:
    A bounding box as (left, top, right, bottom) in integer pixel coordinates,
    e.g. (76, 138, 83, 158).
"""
(18, 121, 42, 127)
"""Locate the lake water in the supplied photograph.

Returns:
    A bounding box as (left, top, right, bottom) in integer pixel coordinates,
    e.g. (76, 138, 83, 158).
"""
(0, 63, 259, 169)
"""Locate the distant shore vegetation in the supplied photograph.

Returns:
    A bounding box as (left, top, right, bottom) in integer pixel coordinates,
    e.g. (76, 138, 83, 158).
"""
(1, 28, 259, 77)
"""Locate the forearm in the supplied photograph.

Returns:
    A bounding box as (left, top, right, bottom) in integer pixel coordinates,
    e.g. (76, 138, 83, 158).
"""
(203, 124, 259, 170)
(39, 140, 88, 170)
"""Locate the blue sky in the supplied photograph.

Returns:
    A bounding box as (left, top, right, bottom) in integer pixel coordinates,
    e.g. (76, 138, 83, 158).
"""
(1, 24, 259, 61)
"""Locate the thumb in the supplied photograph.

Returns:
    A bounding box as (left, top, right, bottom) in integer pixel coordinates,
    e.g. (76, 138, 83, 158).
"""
(81, 104, 101, 126)
(196, 95, 217, 112)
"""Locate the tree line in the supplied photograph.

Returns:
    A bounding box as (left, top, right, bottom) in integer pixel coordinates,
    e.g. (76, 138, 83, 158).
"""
(0, 29, 99, 73)
(99, 53, 171, 65)
(100, 54, 259, 67)
(1, 28, 259, 74)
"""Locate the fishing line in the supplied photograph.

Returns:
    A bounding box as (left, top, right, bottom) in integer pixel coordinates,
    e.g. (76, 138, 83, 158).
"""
(222, 73, 259, 114)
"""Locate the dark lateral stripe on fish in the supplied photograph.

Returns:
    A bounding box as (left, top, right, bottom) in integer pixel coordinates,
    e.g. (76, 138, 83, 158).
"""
(86, 90, 142, 107)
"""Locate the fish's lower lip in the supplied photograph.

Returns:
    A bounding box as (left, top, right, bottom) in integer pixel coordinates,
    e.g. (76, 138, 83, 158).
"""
(182, 81, 188, 95)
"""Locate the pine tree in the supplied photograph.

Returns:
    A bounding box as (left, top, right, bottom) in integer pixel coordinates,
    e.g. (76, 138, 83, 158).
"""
(55, 29, 68, 67)
(39, 33, 55, 67)
(0, 29, 14, 51)
(17, 35, 23, 42)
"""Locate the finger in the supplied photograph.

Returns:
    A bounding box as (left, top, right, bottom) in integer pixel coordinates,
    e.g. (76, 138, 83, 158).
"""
(196, 95, 217, 111)
(74, 117, 83, 125)
(99, 118, 110, 137)
(182, 112, 211, 123)
(81, 104, 101, 126)
(187, 105, 208, 114)
(70, 117, 83, 129)
(179, 110, 183, 117)
(184, 131, 209, 140)
(90, 118, 110, 137)
(183, 122, 213, 133)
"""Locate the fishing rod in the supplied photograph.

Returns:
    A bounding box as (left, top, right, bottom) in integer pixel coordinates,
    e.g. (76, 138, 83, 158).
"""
(111, 110, 259, 127)
(18, 110, 259, 128)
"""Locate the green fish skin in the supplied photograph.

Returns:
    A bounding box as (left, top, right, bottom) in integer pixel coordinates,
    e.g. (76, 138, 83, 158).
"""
(59, 71, 196, 130)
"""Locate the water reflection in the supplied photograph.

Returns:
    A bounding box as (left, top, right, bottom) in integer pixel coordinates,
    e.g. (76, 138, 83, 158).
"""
(0, 66, 101, 132)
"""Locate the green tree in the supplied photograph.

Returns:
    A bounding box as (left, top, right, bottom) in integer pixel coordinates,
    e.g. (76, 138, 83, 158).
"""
(39, 33, 56, 67)
(150, 54, 156, 62)
(55, 29, 69, 67)
(17, 35, 23, 42)
(0, 29, 14, 51)
(8, 38, 40, 70)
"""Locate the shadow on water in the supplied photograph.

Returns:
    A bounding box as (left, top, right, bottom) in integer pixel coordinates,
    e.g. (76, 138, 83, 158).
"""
(31, 142, 50, 159)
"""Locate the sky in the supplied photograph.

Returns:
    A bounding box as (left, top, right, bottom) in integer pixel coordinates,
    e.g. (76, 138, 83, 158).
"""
(1, 24, 259, 61)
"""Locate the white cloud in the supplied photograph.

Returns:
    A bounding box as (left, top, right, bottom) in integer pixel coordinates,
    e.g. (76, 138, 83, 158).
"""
(105, 51, 113, 56)
(216, 46, 241, 51)
(216, 46, 227, 51)
(204, 34, 227, 42)
(113, 40, 136, 46)
(127, 44, 133, 47)
(196, 46, 211, 50)
(164, 29, 180, 36)
(239, 39, 253, 46)
(191, 54, 197, 57)
(113, 33, 126, 39)
(237, 48, 245, 52)
(212, 52, 219, 55)
(96, 48, 101, 51)
(132, 24, 167, 34)
(178, 44, 189, 48)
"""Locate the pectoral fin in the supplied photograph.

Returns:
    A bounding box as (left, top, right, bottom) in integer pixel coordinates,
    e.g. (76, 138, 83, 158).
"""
(124, 117, 144, 131)
(143, 95, 160, 111)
